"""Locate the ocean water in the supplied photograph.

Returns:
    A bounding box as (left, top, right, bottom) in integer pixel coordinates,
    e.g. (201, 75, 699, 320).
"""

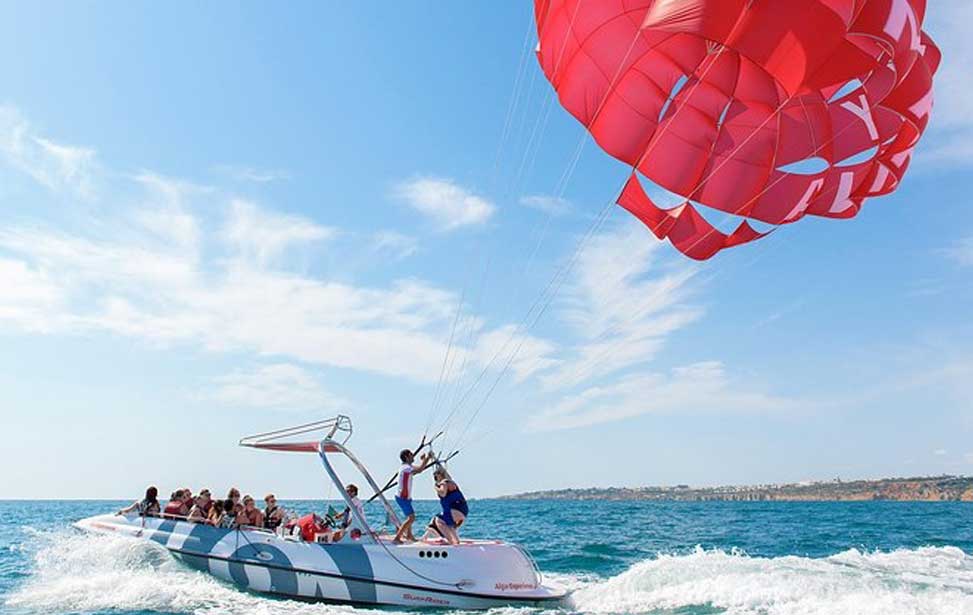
(2, 499, 972, 615)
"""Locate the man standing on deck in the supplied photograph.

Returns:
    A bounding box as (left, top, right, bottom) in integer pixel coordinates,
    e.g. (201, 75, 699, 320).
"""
(393, 449, 433, 543)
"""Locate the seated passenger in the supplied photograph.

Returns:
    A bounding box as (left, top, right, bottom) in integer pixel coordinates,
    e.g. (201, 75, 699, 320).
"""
(219, 498, 237, 528)
(226, 487, 243, 515)
(424, 468, 468, 545)
(163, 490, 189, 519)
(235, 495, 264, 528)
(118, 486, 160, 517)
(337, 484, 365, 529)
(187, 491, 211, 523)
(207, 499, 225, 527)
(264, 493, 285, 531)
(198, 489, 213, 515)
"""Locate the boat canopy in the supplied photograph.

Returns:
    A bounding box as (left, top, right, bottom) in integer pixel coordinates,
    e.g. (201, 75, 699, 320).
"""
(239, 415, 402, 539)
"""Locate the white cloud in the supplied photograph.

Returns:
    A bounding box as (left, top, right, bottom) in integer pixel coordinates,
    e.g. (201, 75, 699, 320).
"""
(131, 172, 210, 252)
(213, 164, 291, 183)
(221, 199, 335, 266)
(472, 324, 560, 383)
(0, 106, 99, 198)
(0, 258, 68, 332)
(0, 220, 468, 380)
(520, 195, 572, 216)
(528, 361, 794, 431)
(0, 110, 558, 386)
(209, 363, 346, 411)
(918, 2, 973, 166)
(944, 236, 973, 266)
(372, 230, 419, 261)
(542, 221, 702, 390)
(513, 220, 796, 432)
(393, 177, 495, 230)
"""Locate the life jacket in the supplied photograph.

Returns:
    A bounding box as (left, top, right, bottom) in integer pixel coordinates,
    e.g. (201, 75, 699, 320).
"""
(294, 513, 329, 542)
(163, 500, 184, 519)
(265, 505, 282, 530)
(441, 486, 468, 517)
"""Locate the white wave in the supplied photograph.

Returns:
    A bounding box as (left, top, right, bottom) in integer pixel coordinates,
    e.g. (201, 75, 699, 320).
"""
(572, 545, 973, 615)
(6, 529, 972, 615)
(5, 529, 386, 615)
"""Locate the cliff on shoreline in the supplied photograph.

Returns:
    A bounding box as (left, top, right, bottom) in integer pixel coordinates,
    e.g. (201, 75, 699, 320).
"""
(502, 475, 973, 502)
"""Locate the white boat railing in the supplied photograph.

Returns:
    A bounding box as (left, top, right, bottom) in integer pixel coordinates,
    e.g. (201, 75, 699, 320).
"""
(239, 415, 353, 448)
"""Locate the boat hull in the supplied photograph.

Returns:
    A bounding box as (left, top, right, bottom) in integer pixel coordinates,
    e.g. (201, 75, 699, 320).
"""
(75, 513, 569, 610)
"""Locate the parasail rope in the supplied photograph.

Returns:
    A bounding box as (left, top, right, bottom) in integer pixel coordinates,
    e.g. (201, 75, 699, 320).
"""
(424, 285, 466, 438)
(433, 0, 596, 450)
(531, 109, 882, 393)
(441, 23, 738, 454)
(428, 3, 573, 434)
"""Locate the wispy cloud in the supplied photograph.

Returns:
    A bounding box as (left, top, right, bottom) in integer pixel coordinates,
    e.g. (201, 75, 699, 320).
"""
(917, 2, 973, 166)
(943, 236, 973, 266)
(0, 105, 99, 198)
(514, 220, 799, 432)
(371, 230, 419, 261)
(393, 177, 495, 230)
(471, 324, 561, 383)
(542, 221, 702, 390)
(0, 219, 466, 380)
(520, 194, 572, 216)
(0, 108, 556, 387)
(528, 361, 794, 431)
(213, 164, 292, 183)
(208, 363, 346, 411)
(221, 199, 335, 266)
(0, 258, 67, 333)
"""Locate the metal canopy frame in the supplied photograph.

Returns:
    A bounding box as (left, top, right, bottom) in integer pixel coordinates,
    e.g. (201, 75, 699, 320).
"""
(239, 415, 400, 541)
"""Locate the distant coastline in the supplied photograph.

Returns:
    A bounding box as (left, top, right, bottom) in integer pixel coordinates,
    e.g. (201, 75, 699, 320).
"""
(502, 475, 973, 502)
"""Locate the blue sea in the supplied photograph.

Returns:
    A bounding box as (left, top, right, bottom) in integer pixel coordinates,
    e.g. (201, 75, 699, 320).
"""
(2, 499, 972, 614)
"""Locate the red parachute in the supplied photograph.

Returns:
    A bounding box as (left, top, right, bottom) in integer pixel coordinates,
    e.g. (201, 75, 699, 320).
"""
(534, 0, 941, 260)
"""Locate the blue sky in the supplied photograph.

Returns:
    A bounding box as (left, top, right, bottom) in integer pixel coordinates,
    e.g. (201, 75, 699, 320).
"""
(1, 2, 971, 499)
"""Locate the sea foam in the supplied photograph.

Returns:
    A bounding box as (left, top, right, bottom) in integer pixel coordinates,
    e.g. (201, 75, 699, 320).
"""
(572, 545, 973, 615)
(6, 529, 972, 615)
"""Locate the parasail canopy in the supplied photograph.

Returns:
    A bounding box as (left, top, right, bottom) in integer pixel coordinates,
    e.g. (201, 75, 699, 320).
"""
(535, 0, 940, 259)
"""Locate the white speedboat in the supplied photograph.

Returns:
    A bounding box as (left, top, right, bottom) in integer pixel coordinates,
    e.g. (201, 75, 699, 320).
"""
(75, 416, 569, 610)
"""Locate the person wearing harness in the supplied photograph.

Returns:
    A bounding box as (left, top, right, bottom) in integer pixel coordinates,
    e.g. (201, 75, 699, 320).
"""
(424, 467, 468, 545)
(118, 486, 160, 517)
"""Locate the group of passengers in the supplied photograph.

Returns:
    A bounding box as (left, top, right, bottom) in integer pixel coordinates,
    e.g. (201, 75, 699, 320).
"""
(118, 486, 297, 532)
(118, 448, 469, 545)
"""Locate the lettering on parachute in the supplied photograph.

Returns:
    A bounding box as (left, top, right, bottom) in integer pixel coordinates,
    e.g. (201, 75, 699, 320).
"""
(534, 0, 941, 260)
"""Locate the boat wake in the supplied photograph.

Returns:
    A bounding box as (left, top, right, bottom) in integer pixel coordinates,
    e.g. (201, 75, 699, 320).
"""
(570, 545, 973, 615)
(6, 529, 973, 615)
